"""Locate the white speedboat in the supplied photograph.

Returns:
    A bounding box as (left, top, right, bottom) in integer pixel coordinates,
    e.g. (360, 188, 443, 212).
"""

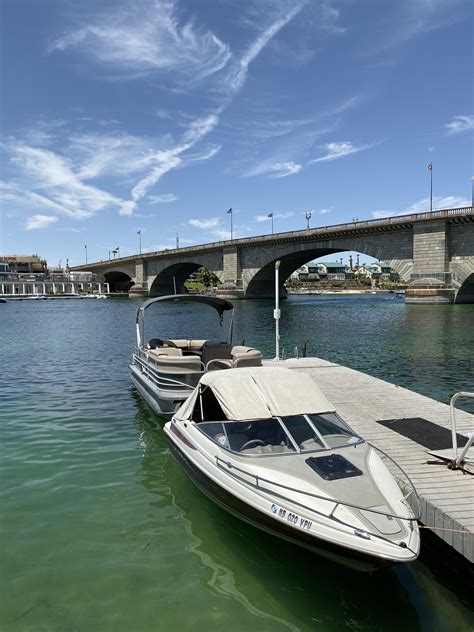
(130, 295, 263, 415)
(164, 367, 420, 571)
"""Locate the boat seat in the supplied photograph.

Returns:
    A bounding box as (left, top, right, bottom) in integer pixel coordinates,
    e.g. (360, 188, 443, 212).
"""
(149, 354, 203, 373)
(165, 339, 189, 349)
(148, 347, 183, 357)
(189, 340, 207, 351)
(240, 444, 288, 455)
(231, 345, 263, 367)
(165, 339, 208, 352)
(202, 340, 232, 367)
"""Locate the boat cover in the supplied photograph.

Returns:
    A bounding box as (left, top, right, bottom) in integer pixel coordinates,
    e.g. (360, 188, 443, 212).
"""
(175, 367, 336, 421)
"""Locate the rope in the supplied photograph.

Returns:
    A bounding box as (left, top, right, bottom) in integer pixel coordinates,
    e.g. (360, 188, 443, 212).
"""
(419, 525, 473, 535)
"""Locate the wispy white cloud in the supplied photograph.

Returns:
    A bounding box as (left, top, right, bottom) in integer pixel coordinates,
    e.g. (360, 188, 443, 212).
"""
(6, 3, 308, 228)
(244, 160, 302, 178)
(188, 217, 220, 229)
(147, 193, 177, 204)
(445, 115, 474, 135)
(372, 195, 471, 219)
(49, 0, 231, 85)
(308, 141, 375, 163)
(25, 214, 58, 230)
(224, 1, 306, 95)
(6, 144, 134, 218)
(318, 208, 331, 215)
(365, 0, 470, 55)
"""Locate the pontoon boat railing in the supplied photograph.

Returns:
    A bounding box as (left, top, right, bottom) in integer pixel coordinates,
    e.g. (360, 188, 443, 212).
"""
(134, 353, 202, 391)
(135, 348, 256, 389)
(450, 392, 474, 467)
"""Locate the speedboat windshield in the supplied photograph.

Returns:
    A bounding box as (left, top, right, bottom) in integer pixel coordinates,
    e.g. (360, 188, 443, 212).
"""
(197, 413, 362, 456)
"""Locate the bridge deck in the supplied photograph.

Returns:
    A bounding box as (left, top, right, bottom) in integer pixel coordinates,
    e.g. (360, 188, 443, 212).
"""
(263, 357, 474, 563)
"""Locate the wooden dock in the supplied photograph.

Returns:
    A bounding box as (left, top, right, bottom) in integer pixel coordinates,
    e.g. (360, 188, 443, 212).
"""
(263, 357, 474, 563)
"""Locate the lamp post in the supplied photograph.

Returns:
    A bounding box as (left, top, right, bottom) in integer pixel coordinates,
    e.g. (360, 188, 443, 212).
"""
(84, 244, 88, 264)
(137, 230, 142, 254)
(176, 233, 180, 249)
(305, 211, 312, 230)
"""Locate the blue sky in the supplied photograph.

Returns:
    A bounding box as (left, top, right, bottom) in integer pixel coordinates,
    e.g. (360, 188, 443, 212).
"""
(1, 0, 472, 267)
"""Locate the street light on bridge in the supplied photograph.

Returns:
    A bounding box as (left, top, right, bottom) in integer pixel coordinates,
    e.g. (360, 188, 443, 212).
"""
(305, 211, 312, 230)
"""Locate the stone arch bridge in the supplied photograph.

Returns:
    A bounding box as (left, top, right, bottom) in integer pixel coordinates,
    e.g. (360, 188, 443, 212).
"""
(72, 207, 474, 304)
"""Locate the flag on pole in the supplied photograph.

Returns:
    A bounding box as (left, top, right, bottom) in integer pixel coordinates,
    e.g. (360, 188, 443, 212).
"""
(267, 212, 273, 218)
(428, 162, 432, 171)
(137, 229, 141, 235)
(226, 208, 232, 214)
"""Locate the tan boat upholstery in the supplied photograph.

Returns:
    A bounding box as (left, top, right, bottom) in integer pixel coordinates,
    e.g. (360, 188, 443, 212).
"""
(188, 340, 207, 351)
(148, 348, 183, 357)
(150, 354, 203, 373)
(231, 345, 262, 367)
(164, 339, 208, 352)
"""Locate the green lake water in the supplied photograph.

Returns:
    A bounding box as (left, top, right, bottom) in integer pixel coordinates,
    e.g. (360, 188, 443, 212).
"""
(1, 295, 473, 631)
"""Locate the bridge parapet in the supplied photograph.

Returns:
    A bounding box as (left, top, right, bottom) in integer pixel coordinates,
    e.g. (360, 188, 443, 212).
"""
(70, 207, 474, 303)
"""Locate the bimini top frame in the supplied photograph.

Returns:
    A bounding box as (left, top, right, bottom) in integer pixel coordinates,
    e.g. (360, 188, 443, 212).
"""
(135, 294, 234, 349)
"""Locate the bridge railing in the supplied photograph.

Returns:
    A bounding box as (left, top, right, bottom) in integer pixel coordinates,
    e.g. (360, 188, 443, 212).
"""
(73, 206, 473, 268)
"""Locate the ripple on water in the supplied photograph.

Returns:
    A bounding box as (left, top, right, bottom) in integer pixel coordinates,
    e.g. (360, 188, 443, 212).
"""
(1, 298, 473, 631)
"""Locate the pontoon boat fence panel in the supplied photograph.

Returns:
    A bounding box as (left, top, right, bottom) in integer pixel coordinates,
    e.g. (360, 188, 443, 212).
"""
(135, 294, 234, 348)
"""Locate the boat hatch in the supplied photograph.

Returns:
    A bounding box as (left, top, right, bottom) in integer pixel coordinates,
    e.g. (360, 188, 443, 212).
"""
(305, 454, 363, 481)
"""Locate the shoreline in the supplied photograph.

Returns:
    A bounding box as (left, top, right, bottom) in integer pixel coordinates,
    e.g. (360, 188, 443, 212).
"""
(287, 289, 402, 295)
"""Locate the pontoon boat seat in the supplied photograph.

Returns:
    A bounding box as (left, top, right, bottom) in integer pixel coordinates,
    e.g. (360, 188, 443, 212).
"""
(148, 348, 183, 357)
(231, 345, 263, 367)
(165, 339, 208, 352)
(147, 349, 202, 373)
(202, 340, 232, 368)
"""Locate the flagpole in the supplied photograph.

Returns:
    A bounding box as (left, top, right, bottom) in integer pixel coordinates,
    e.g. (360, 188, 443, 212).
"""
(430, 164, 433, 213)
(272, 214, 274, 234)
(230, 210, 233, 240)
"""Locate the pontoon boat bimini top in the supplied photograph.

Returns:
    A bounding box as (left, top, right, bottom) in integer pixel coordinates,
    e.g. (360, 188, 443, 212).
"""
(135, 294, 234, 348)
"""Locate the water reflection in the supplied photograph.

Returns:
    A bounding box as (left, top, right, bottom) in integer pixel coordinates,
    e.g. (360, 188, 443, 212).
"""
(132, 395, 436, 631)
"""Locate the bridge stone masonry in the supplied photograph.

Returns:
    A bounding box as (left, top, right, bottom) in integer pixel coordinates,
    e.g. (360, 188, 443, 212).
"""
(72, 207, 474, 304)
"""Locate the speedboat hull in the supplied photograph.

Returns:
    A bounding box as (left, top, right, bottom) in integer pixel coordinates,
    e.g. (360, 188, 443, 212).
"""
(165, 427, 412, 572)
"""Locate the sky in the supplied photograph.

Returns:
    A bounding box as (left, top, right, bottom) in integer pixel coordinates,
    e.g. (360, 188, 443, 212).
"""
(1, 0, 473, 268)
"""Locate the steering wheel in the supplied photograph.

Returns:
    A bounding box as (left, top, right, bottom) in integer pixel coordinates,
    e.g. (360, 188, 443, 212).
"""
(240, 439, 265, 450)
(163, 339, 179, 348)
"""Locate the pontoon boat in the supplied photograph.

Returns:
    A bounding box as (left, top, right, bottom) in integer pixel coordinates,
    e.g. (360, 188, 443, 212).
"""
(130, 295, 263, 415)
(164, 367, 420, 571)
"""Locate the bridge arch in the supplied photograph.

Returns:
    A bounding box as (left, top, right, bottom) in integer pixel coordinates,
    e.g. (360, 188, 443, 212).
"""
(243, 238, 411, 298)
(149, 262, 222, 296)
(104, 269, 134, 293)
(455, 273, 474, 303)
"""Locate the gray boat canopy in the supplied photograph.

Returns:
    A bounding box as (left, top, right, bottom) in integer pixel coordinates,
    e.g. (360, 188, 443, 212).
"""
(135, 294, 234, 348)
(175, 367, 336, 421)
